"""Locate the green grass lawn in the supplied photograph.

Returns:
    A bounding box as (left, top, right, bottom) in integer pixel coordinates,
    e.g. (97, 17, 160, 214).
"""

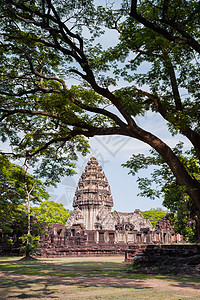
(0, 256, 129, 278)
(0, 256, 199, 299)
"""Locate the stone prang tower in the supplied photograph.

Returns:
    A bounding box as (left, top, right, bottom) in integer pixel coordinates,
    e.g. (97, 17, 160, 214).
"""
(66, 156, 113, 230)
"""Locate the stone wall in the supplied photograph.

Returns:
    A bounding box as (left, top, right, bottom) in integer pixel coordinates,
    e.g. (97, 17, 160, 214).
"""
(36, 223, 184, 257)
(125, 244, 200, 262)
(125, 244, 200, 275)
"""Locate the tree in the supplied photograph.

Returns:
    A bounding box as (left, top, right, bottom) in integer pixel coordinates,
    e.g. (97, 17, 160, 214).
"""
(123, 143, 200, 241)
(142, 209, 167, 229)
(20, 234, 40, 258)
(32, 200, 71, 226)
(164, 191, 197, 242)
(20, 158, 50, 236)
(0, 155, 48, 243)
(0, 1, 200, 239)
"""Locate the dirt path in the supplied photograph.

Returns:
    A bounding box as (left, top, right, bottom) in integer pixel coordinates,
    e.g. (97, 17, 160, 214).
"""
(1, 271, 200, 295)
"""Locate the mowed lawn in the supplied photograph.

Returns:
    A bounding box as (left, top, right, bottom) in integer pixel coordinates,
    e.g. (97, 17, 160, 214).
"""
(0, 256, 200, 299)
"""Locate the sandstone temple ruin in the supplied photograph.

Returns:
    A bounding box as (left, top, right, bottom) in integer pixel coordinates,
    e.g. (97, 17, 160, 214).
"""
(66, 156, 154, 241)
(38, 157, 183, 256)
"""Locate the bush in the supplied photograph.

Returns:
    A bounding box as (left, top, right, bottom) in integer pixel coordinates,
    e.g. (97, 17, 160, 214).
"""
(20, 234, 40, 257)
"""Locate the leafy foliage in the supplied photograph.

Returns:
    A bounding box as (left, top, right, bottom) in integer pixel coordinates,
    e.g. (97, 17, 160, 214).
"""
(0, 204, 45, 245)
(20, 234, 40, 257)
(32, 200, 72, 225)
(0, 155, 47, 205)
(123, 143, 200, 241)
(0, 155, 48, 243)
(0, 0, 200, 240)
(142, 209, 167, 229)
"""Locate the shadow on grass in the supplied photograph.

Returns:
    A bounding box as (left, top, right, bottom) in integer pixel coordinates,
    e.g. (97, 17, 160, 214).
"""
(0, 257, 199, 280)
(1, 273, 200, 300)
(0, 258, 128, 278)
(0, 275, 153, 299)
(0, 277, 55, 299)
(0, 257, 199, 299)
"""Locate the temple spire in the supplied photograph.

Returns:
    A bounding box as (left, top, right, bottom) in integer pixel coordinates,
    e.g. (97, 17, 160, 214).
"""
(73, 156, 113, 209)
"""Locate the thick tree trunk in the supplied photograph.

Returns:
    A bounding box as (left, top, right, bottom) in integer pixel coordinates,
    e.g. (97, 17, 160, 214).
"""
(129, 127, 200, 242)
(26, 193, 31, 258)
(128, 125, 200, 212)
(27, 193, 31, 236)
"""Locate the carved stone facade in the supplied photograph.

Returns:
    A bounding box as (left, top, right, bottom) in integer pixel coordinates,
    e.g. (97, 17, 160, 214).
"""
(38, 157, 183, 256)
(66, 156, 154, 235)
(66, 156, 113, 230)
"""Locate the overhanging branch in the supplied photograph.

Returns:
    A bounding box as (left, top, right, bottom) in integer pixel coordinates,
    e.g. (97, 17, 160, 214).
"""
(130, 0, 200, 54)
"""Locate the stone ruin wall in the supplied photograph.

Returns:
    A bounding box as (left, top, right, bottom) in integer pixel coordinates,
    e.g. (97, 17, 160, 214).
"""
(37, 216, 183, 258)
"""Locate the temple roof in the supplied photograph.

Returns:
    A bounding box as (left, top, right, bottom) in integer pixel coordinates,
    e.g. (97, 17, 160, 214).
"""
(73, 156, 113, 208)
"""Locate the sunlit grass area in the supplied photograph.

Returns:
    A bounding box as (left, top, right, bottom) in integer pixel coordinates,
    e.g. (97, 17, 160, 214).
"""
(0, 256, 130, 278)
(0, 256, 199, 280)
(0, 256, 200, 299)
(1, 277, 194, 300)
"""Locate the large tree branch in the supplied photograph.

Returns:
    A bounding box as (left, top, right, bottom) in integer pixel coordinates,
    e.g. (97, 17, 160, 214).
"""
(72, 98, 127, 128)
(160, 16, 200, 54)
(130, 0, 200, 54)
(0, 126, 126, 160)
(162, 0, 170, 19)
(128, 123, 200, 211)
(134, 87, 200, 155)
(46, 0, 84, 53)
(7, 1, 136, 128)
(0, 107, 128, 139)
(161, 47, 183, 112)
(19, 127, 127, 157)
(130, 0, 177, 42)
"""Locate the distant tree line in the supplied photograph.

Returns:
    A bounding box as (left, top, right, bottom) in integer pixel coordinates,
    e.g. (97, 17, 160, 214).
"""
(0, 155, 71, 246)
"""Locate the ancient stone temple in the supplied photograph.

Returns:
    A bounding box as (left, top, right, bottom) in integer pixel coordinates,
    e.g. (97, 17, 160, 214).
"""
(66, 156, 113, 231)
(37, 157, 183, 257)
(66, 156, 154, 237)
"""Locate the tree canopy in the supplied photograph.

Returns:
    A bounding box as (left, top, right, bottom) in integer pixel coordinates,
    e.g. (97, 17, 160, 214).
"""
(142, 209, 167, 229)
(0, 155, 48, 243)
(32, 200, 71, 225)
(0, 1, 200, 239)
(125, 143, 199, 241)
